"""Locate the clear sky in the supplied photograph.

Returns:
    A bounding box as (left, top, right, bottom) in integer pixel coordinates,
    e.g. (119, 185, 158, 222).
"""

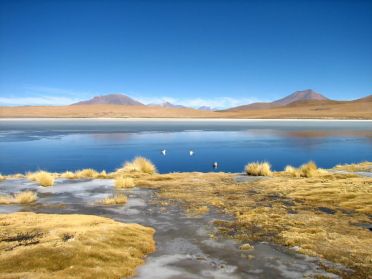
(0, 0, 371, 108)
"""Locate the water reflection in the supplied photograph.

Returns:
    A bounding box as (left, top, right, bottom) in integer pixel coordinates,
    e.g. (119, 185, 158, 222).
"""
(0, 120, 371, 174)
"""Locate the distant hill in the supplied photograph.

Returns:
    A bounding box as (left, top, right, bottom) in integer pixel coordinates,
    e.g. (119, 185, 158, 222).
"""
(198, 106, 214, 111)
(72, 94, 144, 106)
(148, 101, 187, 109)
(227, 89, 329, 111)
(1, 94, 371, 119)
(272, 89, 329, 106)
(353, 94, 372, 102)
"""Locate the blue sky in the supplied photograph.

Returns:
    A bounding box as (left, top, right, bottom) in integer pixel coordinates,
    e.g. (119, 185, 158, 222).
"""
(0, 0, 371, 108)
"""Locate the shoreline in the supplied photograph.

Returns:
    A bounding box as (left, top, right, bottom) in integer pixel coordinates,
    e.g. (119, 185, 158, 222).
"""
(1, 117, 372, 122)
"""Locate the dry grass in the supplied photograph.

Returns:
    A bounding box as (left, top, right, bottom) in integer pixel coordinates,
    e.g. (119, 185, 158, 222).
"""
(299, 161, 318, 177)
(120, 157, 157, 175)
(97, 170, 108, 178)
(245, 161, 272, 176)
(0, 191, 37, 204)
(134, 170, 372, 278)
(0, 174, 5, 181)
(334, 161, 372, 172)
(100, 194, 128, 205)
(61, 171, 76, 179)
(27, 171, 55, 187)
(282, 161, 329, 178)
(0, 212, 155, 278)
(115, 176, 135, 189)
(283, 165, 297, 177)
(60, 169, 110, 179)
(75, 168, 99, 179)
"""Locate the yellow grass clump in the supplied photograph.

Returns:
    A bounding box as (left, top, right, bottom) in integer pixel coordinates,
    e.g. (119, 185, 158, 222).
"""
(282, 161, 329, 178)
(245, 162, 272, 176)
(75, 168, 99, 179)
(27, 171, 55, 187)
(100, 194, 128, 205)
(0, 191, 37, 204)
(115, 176, 135, 189)
(0, 212, 155, 278)
(121, 157, 157, 175)
(299, 161, 318, 177)
(284, 165, 298, 177)
(61, 171, 76, 179)
(0, 174, 5, 181)
(96, 170, 108, 178)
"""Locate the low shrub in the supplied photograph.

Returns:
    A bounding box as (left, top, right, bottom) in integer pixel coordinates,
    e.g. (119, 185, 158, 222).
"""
(28, 171, 55, 187)
(245, 162, 272, 176)
(75, 169, 99, 179)
(121, 157, 157, 175)
(115, 177, 135, 189)
(100, 194, 128, 205)
(299, 161, 318, 178)
(0, 191, 37, 204)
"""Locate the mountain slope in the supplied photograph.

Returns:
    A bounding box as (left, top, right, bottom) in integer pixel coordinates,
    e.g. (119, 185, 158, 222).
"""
(272, 89, 329, 106)
(72, 94, 144, 106)
(227, 89, 329, 111)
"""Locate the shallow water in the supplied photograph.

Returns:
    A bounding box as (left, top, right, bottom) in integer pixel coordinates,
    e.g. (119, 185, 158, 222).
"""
(0, 119, 371, 174)
(0, 179, 350, 278)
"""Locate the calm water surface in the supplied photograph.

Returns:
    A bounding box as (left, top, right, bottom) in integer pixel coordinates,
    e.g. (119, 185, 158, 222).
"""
(0, 119, 371, 174)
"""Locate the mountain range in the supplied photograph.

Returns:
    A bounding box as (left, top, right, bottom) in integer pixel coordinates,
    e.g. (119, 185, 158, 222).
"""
(2, 90, 370, 119)
(71, 89, 343, 111)
(72, 89, 371, 112)
(225, 89, 330, 111)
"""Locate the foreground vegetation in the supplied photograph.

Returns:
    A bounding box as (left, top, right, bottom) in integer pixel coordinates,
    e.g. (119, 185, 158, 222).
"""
(133, 164, 371, 278)
(334, 161, 372, 172)
(0, 212, 155, 278)
(0, 160, 371, 278)
(0, 191, 37, 204)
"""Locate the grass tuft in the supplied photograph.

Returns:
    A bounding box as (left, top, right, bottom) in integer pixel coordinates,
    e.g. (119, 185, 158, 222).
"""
(120, 157, 157, 174)
(284, 165, 298, 177)
(0, 191, 37, 204)
(14, 191, 38, 203)
(245, 162, 272, 176)
(61, 171, 76, 179)
(97, 170, 108, 179)
(115, 177, 135, 189)
(299, 161, 318, 177)
(75, 168, 99, 179)
(283, 161, 329, 178)
(27, 171, 55, 187)
(100, 194, 128, 205)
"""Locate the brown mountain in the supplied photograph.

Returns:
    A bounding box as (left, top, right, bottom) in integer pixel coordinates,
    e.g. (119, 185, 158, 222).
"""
(227, 89, 329, 111)
(72, 94, 144, 106)
(272, 89, 329, 106)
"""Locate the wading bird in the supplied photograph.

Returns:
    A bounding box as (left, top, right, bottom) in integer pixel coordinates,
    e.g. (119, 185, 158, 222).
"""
(213, 162, 218, 169)
(161, 149, 167, 156)
(189, 150, 194, 156)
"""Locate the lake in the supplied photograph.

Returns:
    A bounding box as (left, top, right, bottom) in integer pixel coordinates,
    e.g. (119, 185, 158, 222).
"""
(0, 119, 371, 174)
